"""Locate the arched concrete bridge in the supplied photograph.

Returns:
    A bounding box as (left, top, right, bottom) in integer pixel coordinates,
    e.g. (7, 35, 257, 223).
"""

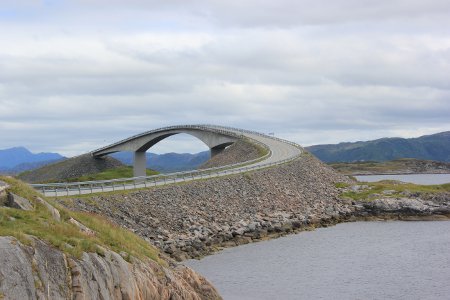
(33, 125, 303, 196)
(91, 125, 241, 178)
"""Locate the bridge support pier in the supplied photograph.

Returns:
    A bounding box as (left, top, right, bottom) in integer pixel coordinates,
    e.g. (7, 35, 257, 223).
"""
(133, 151, 147, 178)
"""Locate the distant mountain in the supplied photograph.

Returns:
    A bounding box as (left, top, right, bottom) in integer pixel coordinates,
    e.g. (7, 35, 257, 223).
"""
(5, 159, 66, 174)
(0, 146, 211, 175)
(0, 147, 65, 174)
(306, 131, 450, 163)
(111, 151, 210, 173)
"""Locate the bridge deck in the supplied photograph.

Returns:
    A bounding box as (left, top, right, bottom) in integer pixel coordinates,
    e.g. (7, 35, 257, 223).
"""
(32, 125, 303, 196)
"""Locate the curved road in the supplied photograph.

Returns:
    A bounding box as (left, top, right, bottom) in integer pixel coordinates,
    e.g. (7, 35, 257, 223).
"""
(33, 125, 302, 196)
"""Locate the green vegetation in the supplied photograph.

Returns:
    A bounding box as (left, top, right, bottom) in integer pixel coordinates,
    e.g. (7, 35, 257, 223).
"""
(2, 176, 42, 201)
(329, 158, 450, 175)
(254, 143, 270, 158)
(0, 176, 162, 264)
(64, 166, 159, 182)
(334, 182, 350, 188)
(338, 180, 450, 201)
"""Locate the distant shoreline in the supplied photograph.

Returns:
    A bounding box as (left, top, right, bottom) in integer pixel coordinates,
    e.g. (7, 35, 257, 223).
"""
(350, 172, 450, 176)
(329, 158, 450, 176)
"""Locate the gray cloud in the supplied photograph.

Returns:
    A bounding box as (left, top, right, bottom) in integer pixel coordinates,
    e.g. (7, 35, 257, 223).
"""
(0, 1, 449, 156)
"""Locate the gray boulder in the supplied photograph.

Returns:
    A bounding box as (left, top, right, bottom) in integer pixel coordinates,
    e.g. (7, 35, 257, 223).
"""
(0, 237, 37, 299)
(6, 193, 33, 210)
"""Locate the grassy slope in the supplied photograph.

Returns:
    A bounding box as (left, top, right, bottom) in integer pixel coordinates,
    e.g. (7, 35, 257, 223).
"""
(336, 180, 450, 201)
(0, 176, 162, 264)
(66, 166, 159, 182)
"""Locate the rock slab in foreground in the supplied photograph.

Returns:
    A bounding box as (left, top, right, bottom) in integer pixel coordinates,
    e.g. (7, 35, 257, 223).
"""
(6, 193, 34, 210)
(0, 236, 221, 300)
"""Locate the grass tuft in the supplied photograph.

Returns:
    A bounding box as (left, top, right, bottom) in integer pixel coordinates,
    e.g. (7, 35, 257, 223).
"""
(0, 175, 163, 264)
(335, 182, 350, 188)
(63, 166, 158, 182)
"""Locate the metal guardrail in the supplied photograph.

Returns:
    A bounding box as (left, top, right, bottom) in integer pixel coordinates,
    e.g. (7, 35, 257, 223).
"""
(32, 125, 303, 196)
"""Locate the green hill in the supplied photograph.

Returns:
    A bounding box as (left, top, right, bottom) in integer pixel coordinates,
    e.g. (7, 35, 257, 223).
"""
(306, 131, 450, 163)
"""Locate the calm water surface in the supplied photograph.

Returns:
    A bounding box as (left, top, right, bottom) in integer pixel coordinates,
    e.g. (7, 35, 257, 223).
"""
(185, 221, 450, 300)
(355, 173, 450, 185)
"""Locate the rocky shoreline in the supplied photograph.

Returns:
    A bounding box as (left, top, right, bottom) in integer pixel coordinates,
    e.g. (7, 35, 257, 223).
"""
(56, 153, 450, 262)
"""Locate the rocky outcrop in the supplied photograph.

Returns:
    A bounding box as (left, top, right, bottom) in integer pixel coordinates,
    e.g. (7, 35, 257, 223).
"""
(200, 140, 264, 169)
(18, 154, 123, 183)
(6, 193, 34, 210)
(36, 196, 61, 221)
(59, 154, 354, 260)
(337, 183, 450, 220)
(352, 194, 450, 220)
(1, 180, 34, 210)
(0, 236, 221, 300)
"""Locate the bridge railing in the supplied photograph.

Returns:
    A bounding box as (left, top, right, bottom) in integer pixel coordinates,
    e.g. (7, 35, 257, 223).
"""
(32, 125, 303, 196)
(202, 124, 304, 150)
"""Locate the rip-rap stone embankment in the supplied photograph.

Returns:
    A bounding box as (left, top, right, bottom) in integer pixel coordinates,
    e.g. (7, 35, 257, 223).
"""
(59, 153, 355, 260)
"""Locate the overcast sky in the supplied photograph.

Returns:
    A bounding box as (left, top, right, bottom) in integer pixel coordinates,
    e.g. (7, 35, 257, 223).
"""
(1, 0, 449, 156)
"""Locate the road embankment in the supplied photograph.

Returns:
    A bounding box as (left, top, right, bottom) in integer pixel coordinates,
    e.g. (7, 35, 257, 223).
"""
(58, 153, 354, 260)
(57, 153, 450, 261)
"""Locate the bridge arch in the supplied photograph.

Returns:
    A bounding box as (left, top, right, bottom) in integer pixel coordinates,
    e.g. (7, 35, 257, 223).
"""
(91, 126, 239, 177)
